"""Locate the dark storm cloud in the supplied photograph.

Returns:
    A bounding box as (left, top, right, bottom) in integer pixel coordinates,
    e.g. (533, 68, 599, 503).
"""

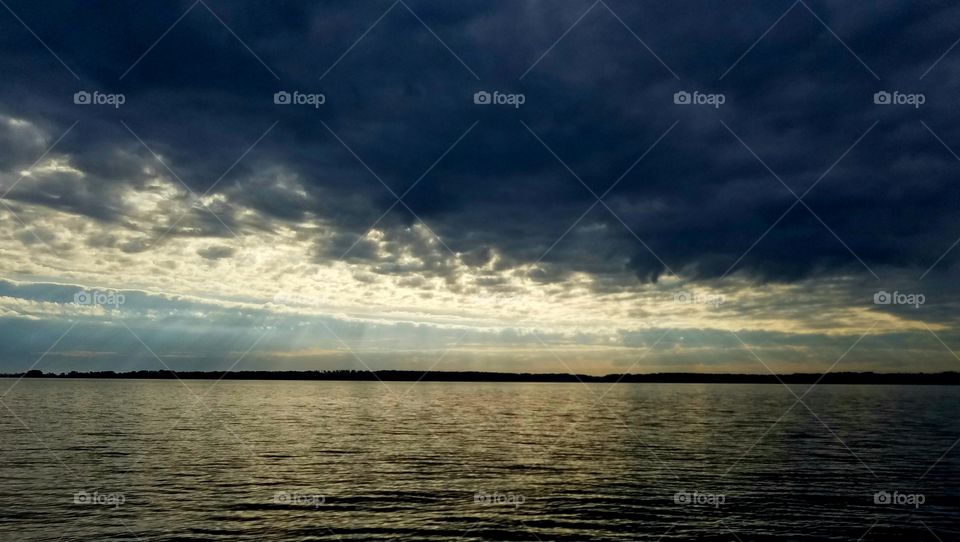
(196, 244, 235, 259)
(2, 0, 960, 287)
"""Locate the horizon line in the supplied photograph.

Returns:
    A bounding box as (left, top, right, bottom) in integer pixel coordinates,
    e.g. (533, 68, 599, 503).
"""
(5, 369, 960, 385)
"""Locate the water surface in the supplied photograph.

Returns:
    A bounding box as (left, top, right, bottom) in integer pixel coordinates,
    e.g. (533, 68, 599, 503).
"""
(1, 379, 958, 540)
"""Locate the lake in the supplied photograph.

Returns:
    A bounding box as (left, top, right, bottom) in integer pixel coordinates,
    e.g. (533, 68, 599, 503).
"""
(1, 379, 958, 540)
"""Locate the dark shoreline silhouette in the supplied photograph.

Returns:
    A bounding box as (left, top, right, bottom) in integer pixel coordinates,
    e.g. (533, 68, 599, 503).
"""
(6, 369, 960, 384)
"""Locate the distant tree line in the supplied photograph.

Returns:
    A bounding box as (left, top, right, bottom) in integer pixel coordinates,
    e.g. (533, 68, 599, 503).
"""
(5, 369, 960, 384)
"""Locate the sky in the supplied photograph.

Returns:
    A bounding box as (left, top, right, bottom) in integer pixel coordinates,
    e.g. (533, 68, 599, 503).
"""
(1, 0, 959, 374)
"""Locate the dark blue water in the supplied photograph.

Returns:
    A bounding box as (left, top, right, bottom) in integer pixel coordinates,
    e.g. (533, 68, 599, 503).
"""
(1, 379, 958, 540)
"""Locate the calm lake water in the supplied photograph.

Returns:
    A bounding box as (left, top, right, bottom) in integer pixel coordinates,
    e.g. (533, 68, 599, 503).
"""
(1, 379, 958, 541)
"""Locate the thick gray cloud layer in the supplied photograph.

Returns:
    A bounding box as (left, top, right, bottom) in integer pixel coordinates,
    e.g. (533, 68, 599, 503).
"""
(1, 1, 958, 280)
